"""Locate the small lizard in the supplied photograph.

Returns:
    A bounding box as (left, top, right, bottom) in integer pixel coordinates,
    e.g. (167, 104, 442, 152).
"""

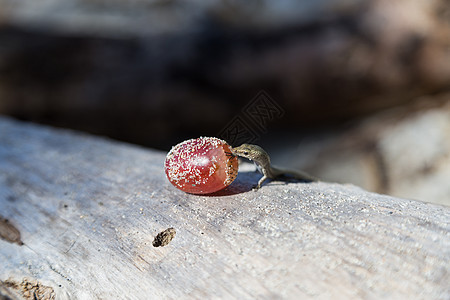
(231, 144, 318, 189)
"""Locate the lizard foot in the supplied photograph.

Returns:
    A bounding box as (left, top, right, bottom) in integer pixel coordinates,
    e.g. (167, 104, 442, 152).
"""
(252, 184, 261, 191)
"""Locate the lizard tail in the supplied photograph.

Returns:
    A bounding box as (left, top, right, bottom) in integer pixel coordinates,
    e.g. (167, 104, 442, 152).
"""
(271, 166, 319, 182)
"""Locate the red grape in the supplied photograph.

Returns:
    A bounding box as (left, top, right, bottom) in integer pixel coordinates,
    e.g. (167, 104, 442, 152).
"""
(165, 137, 238, 194)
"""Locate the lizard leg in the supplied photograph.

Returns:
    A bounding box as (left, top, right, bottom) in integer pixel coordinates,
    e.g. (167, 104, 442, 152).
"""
(254, 175, 269, 190)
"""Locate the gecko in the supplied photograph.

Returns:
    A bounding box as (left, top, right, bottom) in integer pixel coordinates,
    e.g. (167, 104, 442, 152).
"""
(231, 144, 318, 189)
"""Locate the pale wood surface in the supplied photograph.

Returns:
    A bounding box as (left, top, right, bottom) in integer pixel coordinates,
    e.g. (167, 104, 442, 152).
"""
(0, 116, 449, 299)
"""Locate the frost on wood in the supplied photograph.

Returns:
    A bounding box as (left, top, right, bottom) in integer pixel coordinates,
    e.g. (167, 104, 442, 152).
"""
(0, 116, 449, 299)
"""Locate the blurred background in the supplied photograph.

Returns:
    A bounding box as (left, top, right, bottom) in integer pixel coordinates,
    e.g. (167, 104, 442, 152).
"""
(0, 0, 449, 205)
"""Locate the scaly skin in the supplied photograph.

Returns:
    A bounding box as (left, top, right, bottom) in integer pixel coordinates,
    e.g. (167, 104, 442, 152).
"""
(231, 144, 318, 189)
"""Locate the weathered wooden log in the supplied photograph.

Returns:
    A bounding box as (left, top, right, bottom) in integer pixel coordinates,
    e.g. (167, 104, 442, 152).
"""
(0, 116, 448, 299)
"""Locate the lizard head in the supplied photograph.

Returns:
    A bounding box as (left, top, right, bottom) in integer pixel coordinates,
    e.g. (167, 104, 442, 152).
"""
(231, 144, 269, 163)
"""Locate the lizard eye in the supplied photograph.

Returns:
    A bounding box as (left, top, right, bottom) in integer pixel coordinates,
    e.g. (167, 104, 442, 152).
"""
(243, 151, 249, 155)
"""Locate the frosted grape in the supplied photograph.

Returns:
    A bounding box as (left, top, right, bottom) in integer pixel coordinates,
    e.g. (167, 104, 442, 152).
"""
(164, 137, 238, 194)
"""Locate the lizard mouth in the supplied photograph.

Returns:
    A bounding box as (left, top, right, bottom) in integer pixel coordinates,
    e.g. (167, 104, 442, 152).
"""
(225, 150, 236, 158)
